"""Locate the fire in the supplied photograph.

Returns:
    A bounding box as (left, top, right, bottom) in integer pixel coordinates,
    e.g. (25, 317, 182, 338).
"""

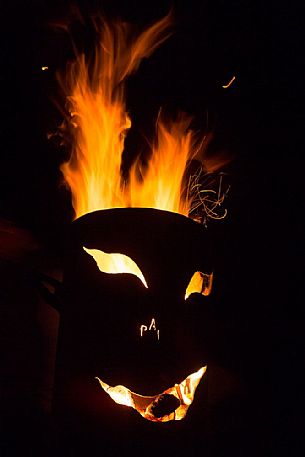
(96, 366, 206, 422)
(57, 12, 210, 220)
(128, 113, 202, 216)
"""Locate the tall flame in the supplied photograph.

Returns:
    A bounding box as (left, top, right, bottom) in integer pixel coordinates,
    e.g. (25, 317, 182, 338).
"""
(128, 113, 202, 216)
(57, 13, 209, 220)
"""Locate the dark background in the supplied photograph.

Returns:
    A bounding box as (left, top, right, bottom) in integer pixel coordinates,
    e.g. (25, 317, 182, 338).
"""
(0, 1, 303, 456)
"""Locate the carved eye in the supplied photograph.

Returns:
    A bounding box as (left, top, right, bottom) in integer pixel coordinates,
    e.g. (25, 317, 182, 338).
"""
(185, 271, 213, 300)
(83, 247, 148, 288)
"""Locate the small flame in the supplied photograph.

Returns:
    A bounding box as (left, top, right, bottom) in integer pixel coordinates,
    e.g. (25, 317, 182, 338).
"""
(96, 366, 206, 422)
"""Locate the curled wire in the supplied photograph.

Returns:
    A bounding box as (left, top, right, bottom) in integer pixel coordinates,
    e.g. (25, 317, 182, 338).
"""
(187, 170, 230, 226)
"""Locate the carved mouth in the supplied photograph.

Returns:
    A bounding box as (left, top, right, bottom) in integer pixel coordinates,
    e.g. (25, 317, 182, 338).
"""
(95, 366, 206, 422)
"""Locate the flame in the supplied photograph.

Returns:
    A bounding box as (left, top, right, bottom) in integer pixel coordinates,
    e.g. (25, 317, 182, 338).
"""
(96, 366, 206, 422)
(83, 247, 147, 287)
(57, 13, 211, 220)
(128, 113, 202, 216)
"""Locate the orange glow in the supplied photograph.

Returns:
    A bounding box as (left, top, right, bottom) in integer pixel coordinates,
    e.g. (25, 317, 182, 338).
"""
(222, 75, 236, 89)
(57, 13, 216, 220)
(83, 247, 148, 287)
(128, 112, 203, 216)
(185, 271, 213, 299)
(96, 366, 206, 422)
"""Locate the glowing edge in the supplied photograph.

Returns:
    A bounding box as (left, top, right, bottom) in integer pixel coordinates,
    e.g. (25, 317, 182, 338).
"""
(83, 247, 148, 288)
(95, 366, 206, 422)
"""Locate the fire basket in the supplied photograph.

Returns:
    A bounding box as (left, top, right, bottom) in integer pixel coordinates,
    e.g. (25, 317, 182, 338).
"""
(53, 207, 213, 428)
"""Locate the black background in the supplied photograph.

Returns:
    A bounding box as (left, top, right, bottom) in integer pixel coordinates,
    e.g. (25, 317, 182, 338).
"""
(0, 1, 303, 456)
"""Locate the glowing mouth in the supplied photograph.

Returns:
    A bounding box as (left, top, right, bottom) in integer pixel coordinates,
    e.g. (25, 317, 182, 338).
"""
(95, 366, 206, 422)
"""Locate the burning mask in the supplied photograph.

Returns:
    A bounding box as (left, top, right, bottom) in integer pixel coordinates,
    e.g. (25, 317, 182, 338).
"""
(51, 11, 227, 425)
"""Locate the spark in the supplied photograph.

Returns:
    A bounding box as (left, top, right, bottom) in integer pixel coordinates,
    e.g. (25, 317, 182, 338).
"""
(222, 75, 236, 89)
(188, 171, 230, 225)
(41, 66, 49, 71)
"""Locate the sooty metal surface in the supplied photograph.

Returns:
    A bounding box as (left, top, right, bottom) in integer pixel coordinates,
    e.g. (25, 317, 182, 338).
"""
(53, 208, 213, 427)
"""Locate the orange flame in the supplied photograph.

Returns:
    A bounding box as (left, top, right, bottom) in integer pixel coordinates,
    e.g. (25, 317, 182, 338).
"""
(57, 13, 212, 220)
(128, 112, 204, 216)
